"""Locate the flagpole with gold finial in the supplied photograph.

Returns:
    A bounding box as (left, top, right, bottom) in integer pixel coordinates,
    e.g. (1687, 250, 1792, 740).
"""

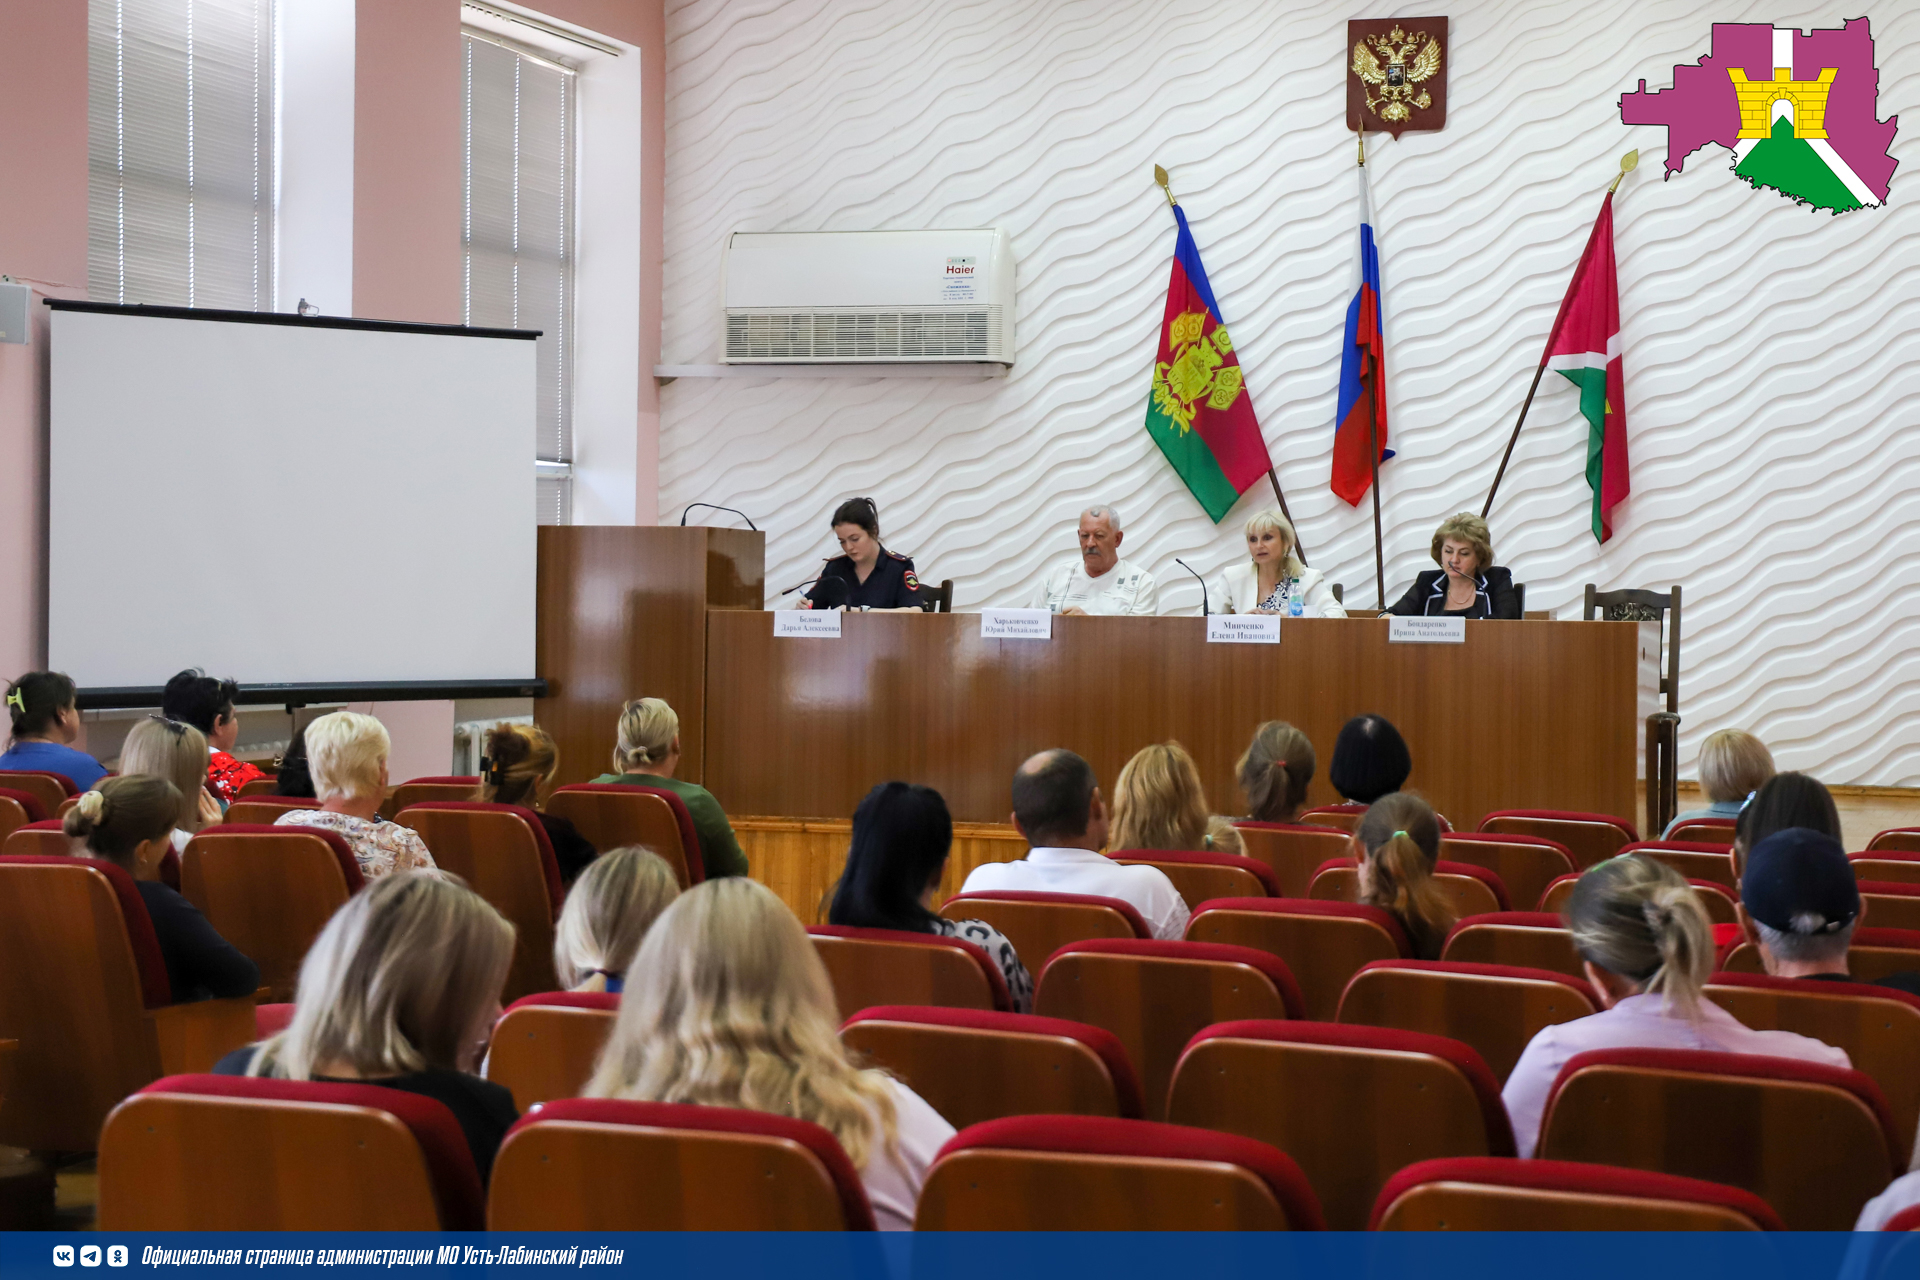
(1359, 127, 1386, 610)
(1153, 164, 1309, 564)
(1481, 149, 1636, 521)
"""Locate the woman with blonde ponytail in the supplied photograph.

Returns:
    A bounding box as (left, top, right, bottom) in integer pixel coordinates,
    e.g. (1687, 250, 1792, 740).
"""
(1501, 854, 1851, 1158)
(1352, 792, 1453, 959)
(591, 697, 747, 878)
(472, 722, 596, 883)
(585, 878, 953, 1229)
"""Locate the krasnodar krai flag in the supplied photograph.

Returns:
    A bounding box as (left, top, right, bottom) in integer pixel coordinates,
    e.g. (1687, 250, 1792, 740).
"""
(1331, 160, 1390, 506)
(1144, 206, 1276, 523)
(1542, 191, 1630, 542)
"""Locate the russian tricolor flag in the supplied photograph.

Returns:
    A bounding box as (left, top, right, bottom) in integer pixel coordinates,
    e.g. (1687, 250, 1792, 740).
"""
(1331, 164, 1390, 506)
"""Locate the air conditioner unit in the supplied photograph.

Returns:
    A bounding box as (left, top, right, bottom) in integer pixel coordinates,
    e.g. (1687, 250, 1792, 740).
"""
(722, 229, 1014, 365)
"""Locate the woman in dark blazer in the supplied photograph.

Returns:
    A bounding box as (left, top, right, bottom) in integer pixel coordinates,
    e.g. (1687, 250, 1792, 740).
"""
(1386, 512, 1521, 619)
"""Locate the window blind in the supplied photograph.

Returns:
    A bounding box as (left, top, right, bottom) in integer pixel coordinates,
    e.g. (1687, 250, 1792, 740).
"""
(464, 31, 576, 525)
(88, 0, 275, 310)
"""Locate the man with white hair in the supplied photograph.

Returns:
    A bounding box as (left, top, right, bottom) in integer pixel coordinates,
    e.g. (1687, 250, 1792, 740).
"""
(1026, 505, 1159, 616)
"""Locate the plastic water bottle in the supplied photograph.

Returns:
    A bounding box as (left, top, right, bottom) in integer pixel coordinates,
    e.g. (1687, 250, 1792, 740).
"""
(1288, 587, 1305, 619)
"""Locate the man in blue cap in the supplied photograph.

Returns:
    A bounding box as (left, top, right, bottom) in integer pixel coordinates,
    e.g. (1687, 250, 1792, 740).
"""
(1739, 827, 1920, 998)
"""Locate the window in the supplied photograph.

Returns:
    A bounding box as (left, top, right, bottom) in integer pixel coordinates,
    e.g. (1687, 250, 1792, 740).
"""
(88, 0, 275, 310)
(463, 29, 576, 525)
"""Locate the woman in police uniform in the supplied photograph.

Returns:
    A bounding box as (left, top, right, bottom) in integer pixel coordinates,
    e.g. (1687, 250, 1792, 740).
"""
(801, 497, 926, 611)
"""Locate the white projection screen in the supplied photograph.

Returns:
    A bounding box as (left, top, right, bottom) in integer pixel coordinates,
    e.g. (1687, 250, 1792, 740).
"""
(48, 304, 539, 695)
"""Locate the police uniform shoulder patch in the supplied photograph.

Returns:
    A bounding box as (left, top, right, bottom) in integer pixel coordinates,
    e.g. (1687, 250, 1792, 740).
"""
(888, 550, 908, 560)
(904, 570, 920, 591)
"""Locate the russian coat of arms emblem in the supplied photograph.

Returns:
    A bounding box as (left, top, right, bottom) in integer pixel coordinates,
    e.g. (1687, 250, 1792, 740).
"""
(1347, 18, 1449, 137)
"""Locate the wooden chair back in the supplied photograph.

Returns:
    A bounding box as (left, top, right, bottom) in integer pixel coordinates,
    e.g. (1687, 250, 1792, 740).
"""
(0, 791, 40, 843)
(1307, 862, 1504, 918)
(1166, 1022, 1513, 1230)
(1866, 828, 1920, 854)
(917, 578, 955, 612)
(1584, 583, 1680, 712)
(1111, 849, 1276, 900)
(1231, 823, 1355, 898)
(1336, 960, 1601, 1081)
(806, 926, 1009, 1020)
(485, 994, 619, 1113)
(1033, 939, 1300, 1120)
(1478, 811, 1637, 869)
(397, 804, 561, 1000)
(1297, 804, 1367, 833)
(1, 822, 73, 858)
(1622, 840, 1738, 889)
(1441, 912, 1584, 978)
(1859, 882, 1920, 931)
(384, 777, 481, 818)
(224, 796, 316, 825)
(545, 784, 697, 885)
(1537, 1047, 1900, 1230)
(1666, 818, 1737, 845)
(236, 776, 280, 798)
(488, 1099, 875, 1230)
(1540, 874, 1737, 923)
(1439, 834, 1575, 918)
(1371, 1157, 1782, 1230)
(1719, 927, 1920, 984)
(939, 892, 1148, 973)
(1184, 899, 1408, 1021)
(840, 1006, 1143, 1127)
(180, 826, 362, 1002)
(1852, 853, 1920, 885)
(0, 771, 74, 815)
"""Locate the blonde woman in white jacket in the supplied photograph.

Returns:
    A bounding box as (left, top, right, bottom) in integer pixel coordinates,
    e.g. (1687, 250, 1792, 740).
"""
(1207, 511, 1344, 617)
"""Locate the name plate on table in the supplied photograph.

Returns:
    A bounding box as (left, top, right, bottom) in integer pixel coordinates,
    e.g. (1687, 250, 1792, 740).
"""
(774, 610, 842, 638)
(980, 609, 1053, 639)
(1207, 615, 1280, 644)
(1389, 616, 1466, 644)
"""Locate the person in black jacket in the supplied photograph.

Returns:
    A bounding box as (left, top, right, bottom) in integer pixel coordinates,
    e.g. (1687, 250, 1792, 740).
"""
(472, 722, 596, 884)
(800, 497, 926, 611)
(1385, 512, 1521, 618)
(64, 776, 259, 1002)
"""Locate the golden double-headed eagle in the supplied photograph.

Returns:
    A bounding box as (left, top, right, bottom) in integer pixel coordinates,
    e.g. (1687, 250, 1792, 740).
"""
(1352, 24, 1442, 124)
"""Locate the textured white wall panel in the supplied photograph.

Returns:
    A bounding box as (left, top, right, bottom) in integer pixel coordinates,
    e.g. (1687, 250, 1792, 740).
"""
(659, 0, 1919, 783)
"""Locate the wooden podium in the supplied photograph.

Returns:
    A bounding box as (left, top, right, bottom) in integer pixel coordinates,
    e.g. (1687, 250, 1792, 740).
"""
(535, 526, 763, 787)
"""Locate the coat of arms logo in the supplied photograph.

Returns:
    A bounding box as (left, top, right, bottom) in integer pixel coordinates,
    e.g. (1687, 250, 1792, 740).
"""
(1347, 17, 1450, 138)
(1151, 312, 1243, 435)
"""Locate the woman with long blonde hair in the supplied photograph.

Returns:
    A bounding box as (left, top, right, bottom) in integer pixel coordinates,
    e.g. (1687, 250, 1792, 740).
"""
(553, 846, 680, 992)
(1205, 510, 1344, 617)
(585, 877, 954, 1229)
(1351, 792, 1454, 959)
(1107, 741, 1243, 855)
(119, 715, 221, 850)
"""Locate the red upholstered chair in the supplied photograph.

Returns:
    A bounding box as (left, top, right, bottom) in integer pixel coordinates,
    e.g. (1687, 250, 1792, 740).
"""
(1666, 818, 1738, 845)
(1167, 1020, 1513, 1230)
(254, 1003, 296, 1038)
(1885, 1203, 1920, 1231)
(840, 1006, 1143, 1125)
(1620, 840, 1739, 890)
(0, 770, 76, 817)
(1860, 880, 1920, 931)
(1851, 852, 1920, 885)
(1705, 972, 1920, 1145)
(1538, 873, 1738, 924)
(1307, 857, 1510, 916)
(0, 816, 68, 858)
(546, 783, 703, 886)
(1034, 938, 1302, 1120)
(1478, 810, 1638, 869)
(913, 1114, 1325, 1230)
(488, 1098, 876, 1230)
(235, 776, 279, 798)
(0, 787, 46, 843)
(806, 925, 1010, 1020)
(1719, 926, 1920, 983)
(1440, 833, 1575, 916)
(1185, 898, 1409, 1021)
(1297, 803, 1368, 833)
(1441, 911, 1584, 978)
(1537, 1047, 1903, 1230)
(224, 795, 319, 825)
(1109, 848, 1279, 899)
(1867, 828, 1920, 854)
(180, 824, 363, 1003)
(0, 856, 257, 1151)
(1231, 822, 1355, 898)
(98, 1074, 483, 1229)
(1370, 1157, 1784, 1231)
(485, 991, 620, 1112)
(1336, 960, 1601, 1082)
(939, 891, 1149, 974)
(398, 802, 564, 1000)
(381, 776, 481, 818)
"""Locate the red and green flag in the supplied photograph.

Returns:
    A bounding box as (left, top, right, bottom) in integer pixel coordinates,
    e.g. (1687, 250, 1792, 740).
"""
(1144, 207, 1274, 522)
(1542, 192, 1631, 542)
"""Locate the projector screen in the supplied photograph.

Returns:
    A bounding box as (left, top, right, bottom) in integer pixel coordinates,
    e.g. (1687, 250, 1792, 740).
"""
(48, 304, 539, 695)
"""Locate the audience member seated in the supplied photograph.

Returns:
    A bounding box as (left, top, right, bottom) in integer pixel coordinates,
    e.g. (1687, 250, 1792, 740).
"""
(554, 847, 681, 994)
(1329, 713, 1411, 804)
(591, 698, 747, 879)
(273, 711, 437, 879)
(584, 878, 954, 1229)
(1739, 828, 1920, 997)
(1663, 729, 1773, 838)
(1501, 854, 1849, 1158)
(1109, 741, 1243, 856)
(827, 781, 1032, 1011)
(273, 726, 316, 799)
(0, 670, 107, 789)
(1384, 512, 1521, 619)
(216, 873, 517, 1183)
(119, 716, 221, 852)
(161, 669, 265, 804)
(1352, 792, 1455, 960)
(475, 722, 596, 885)
(1731, 772, 1843, 882)
(64, 776, 259, 1001)
(959, 749, 1189, 941)
(1237, 720, 1315, 825)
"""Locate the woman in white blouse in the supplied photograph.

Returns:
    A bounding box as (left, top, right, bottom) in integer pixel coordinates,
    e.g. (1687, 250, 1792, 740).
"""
(1207, 511, 1344, 617)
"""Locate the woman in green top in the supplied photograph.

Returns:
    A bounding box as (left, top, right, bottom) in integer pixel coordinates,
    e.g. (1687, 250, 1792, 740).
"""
(592, 697, 748, 879)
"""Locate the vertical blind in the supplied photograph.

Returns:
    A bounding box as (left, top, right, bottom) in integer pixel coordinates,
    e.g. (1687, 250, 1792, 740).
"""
(88, 0, 275, 310)
(464, 32, 576, 525)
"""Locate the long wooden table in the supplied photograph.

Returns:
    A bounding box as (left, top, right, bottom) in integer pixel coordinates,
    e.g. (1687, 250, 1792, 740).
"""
(704, 613, 1658, 832)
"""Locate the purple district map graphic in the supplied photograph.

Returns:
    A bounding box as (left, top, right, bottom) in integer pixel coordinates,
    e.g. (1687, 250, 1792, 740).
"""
(1621, 20, 1897, 213)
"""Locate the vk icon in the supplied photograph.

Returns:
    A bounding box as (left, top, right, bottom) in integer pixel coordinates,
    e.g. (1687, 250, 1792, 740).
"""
(108, 1247, 130, 1267)
(52, 1246, 75, 1267)
(80, 1246, 103, 1267)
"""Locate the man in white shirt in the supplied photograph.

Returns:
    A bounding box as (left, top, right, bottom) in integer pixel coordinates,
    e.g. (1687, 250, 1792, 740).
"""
(1027, 505, 1159, 616)
(960, 749, 1189, 940)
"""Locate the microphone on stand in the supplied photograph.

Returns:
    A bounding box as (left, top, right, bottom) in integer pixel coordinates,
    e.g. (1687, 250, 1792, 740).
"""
(1174, 558, 1209, 616)
(779, 576, 850, 609)
(680, 502, 759, 530)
